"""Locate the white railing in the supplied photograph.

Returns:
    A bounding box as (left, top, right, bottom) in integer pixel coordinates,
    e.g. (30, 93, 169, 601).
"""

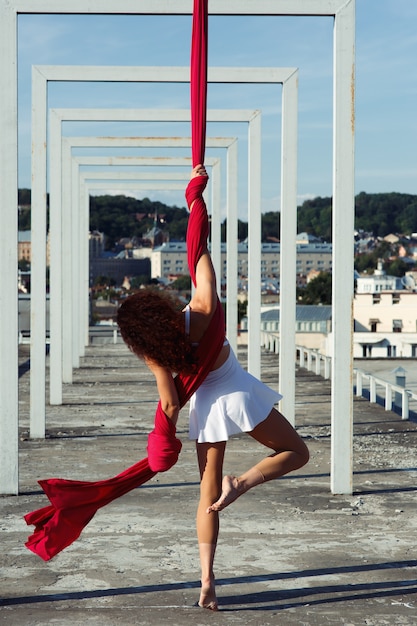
(18, 331, 50, 345)
(260, 330, 279, 354)
(89, 326, 120, 345)
(19, 327, 120, 346)
(353, 369, 417, 421)
(260, 331, 416, 420)
(296, 345, 332, 380)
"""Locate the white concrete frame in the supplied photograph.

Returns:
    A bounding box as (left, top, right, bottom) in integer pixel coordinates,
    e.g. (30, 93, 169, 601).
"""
(52, 107, 259, 390)
(49, 134, 237, 411)
(35, 68, 297, 396)
(35, 70, 297, 415)
(68, 141, 239, 363)
(77, 167, 220, 365)
(72, 155, 220, 363)
(1, 0, 355, 496)
(74, 169, 215, 368)
(58, 100, 297, 426)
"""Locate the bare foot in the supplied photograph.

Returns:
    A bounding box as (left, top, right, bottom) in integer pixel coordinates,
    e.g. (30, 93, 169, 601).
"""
(206, 475, 241, 513)
(198, 578, 218, 611)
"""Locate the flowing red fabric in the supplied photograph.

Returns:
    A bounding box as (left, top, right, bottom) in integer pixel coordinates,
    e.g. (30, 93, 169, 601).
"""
(190, 0, 208, 168)
(24, 0, 218, 561)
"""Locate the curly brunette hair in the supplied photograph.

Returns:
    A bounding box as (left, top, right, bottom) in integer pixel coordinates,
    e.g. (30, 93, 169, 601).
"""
(117, 289, 197, 374)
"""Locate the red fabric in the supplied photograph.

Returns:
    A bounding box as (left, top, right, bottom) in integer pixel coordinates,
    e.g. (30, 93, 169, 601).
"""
(147, 401, 183, 472)
(185, 175, 209, 287)
(24, 0, 217, 561)
(25, 295, 224, 561)
(190, 0, 208, 168)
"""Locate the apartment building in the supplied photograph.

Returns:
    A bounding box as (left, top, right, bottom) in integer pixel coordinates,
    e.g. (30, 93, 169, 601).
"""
(354, 291, 417, 357)
(151, 242, 188, 278)
(354, 291, 417, 334)
(247, 292, 417, 359)
(150, 240, 333, 281)
(18, 230, 50, 265)
(18, 231, 31, 262)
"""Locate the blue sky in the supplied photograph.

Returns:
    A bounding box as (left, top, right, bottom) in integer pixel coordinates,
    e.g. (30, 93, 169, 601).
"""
(17, 1, 417, 218)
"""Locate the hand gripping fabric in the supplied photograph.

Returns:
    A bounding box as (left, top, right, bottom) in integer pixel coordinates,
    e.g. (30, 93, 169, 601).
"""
(23, 0, 224, 562)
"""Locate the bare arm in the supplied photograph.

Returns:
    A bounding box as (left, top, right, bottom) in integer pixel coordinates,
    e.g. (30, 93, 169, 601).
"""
(145, 358, 180, 426)
(189, 164, 218, 315)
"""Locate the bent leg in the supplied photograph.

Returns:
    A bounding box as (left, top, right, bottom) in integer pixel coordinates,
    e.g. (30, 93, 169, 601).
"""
(248, 407, 310, 480)
(207, 408, 309, 513)
(196, 441, 226, 610)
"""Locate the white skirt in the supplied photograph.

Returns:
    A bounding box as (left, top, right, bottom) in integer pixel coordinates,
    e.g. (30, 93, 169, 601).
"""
(188, 348, 283, 443)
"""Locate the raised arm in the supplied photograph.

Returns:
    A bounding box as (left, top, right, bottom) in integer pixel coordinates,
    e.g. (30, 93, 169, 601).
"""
(187, 164, 218, 315)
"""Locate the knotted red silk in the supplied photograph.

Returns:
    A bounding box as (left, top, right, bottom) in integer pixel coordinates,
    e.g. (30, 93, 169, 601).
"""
(24, 0, 223, 562)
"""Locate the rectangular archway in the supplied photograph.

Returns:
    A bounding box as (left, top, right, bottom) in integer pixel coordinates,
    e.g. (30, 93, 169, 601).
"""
(49, 134, 238, 409)
(0, 0, 354, 496)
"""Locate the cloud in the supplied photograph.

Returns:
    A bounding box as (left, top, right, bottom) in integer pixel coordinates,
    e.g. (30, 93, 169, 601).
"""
(297, 193, 317, 204)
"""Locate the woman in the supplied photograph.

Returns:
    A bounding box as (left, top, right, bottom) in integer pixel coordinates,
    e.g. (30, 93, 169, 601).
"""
(117, 164, 309, 611)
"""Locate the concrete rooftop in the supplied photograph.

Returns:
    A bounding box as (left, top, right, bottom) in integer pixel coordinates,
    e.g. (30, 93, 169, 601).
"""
(1, 343, 416, 625)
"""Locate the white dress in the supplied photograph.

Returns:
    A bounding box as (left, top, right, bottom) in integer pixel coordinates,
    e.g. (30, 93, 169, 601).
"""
(185, 307, 283, 443)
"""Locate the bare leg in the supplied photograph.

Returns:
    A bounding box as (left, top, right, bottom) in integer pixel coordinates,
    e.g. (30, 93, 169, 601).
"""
(207, 408, 309, 513)
(195, 441, 226, 610)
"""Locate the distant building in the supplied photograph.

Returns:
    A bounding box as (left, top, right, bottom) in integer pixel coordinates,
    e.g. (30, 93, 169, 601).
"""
(241, 305, 333, 353)
(356, 274, 403, 294)
(151, 242, 188, 279)
(356, 260, 403, 294)
(296, 232, 323, 244)
(89, 231, 105, 259)
(250, 305, 333, 334)
(143, 225, 166, 248)
(18, 230, 50, 265)
(240, 293, 417, 359)
(383, 233, 400, 245)
(295, 242, 333, 276)
(18, 230, 31, 262)
(150, 238, 333, 282)
(354, 291, 417, 334)
(90, 257, 150, 286)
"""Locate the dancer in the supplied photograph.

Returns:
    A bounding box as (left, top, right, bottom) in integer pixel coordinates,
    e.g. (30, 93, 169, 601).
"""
(24, 4, 308, 596)
(117, 164, 310, 611)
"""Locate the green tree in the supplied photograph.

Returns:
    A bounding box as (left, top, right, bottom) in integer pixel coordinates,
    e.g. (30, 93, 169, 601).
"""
(89, 195, 189, 248)
(298, 272, 332, 305)
(398, 201, 417, 233)
(261, 212, 280, 241)
(18, 190, 32, 231)
(18, 259, 31, 271)
(383, 258, 409, 277)
(18, 189, 31, 205)
(221, 219, 249, 242)
(129, 275, 151, 289)
(297, 196, 332, 241)
(171, 275, 191, 291)
(355, 191, 417, 236)
(354, 241, 392, 274)
(94, 275, 116, 288)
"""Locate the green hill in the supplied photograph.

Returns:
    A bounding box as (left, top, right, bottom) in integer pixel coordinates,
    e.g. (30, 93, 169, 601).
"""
(18, 190, 417, 245)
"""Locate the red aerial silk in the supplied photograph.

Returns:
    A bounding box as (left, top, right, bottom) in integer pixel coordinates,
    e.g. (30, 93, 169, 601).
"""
(190, 0, 208, 169)
(24, 0, 219, 561)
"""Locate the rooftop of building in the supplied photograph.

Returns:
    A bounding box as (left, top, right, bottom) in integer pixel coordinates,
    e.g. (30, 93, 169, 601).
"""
(260, 305, 333, 322)
(152, 240, 333, 253)
(4, 343, 416, 625)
